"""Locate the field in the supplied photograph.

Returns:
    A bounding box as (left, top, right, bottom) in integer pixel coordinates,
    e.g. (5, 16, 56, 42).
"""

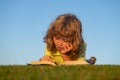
(0, 65, 120, 80)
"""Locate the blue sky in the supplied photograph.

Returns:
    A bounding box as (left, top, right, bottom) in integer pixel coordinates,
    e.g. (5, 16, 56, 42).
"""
(0, 0, 120, 65)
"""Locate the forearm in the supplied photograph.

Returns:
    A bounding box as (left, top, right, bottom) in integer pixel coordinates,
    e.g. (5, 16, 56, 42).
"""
(61, 54, 72, 61)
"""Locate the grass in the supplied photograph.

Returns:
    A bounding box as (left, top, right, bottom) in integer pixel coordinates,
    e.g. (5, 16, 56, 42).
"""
(0, 65, 120, 80)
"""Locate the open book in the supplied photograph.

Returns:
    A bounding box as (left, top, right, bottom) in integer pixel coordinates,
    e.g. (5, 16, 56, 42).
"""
(28, 60, 89, 66)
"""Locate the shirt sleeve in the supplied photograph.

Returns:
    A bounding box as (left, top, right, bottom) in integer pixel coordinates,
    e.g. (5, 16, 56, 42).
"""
(44, 46, 52, 56)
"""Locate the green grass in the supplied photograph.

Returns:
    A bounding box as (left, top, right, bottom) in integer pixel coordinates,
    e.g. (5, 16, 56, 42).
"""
(0, 65, 120, 80)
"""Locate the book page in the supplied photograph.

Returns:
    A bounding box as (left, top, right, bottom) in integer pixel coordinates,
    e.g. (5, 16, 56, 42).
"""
(28, 61, 56, 66)
(59, 61, 89, 65)
(28, 60, 89, 66)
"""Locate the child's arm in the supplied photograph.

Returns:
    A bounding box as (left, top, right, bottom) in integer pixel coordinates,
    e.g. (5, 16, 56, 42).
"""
(40, 55, 53, 62)
(39, 46, 54, 62)
(60, 44, 73, 61)
(61, 54, 72, 61)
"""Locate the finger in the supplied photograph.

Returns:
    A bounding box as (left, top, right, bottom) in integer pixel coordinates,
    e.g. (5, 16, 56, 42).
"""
(60, 44, 73, 54)
(69, 44, 73, 48)
(40, 56, 51, 61)
(47, 56, 53, 62)
(61, 46, 69, 54)
(47, 56, 50, 60)
(60, 50, 65, 54)
(60, 49, 66, 54)
(61, 48, 68, 54)
(65, 46, 68, 49)
(65, 45, 71, 51)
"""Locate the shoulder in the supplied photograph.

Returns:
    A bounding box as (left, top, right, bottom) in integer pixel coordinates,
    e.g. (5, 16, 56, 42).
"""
(82, 41, 87, 46)
(81, 41, 87, 49)
(78, 41, 86, 58)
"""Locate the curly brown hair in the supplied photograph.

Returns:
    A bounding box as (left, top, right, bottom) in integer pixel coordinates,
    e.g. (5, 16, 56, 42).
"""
(44, 13, 84, 60)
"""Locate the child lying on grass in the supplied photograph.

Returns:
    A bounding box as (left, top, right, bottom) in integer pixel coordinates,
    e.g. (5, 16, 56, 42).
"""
(39, 13, 96, 65)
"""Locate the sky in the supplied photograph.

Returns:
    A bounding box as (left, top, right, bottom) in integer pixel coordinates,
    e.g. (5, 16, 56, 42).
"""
(0, 0, 120, 65)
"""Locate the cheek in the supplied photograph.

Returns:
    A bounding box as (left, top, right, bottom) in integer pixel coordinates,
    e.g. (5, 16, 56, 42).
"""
(63, 42, 70, 47)
(65, 42, 73, 47)
(53, 38, 58, 45)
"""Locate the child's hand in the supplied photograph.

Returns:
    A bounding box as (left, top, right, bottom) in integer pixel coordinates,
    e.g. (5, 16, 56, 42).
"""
(60, 44, 73, 54)
(39, 55, 53, 62)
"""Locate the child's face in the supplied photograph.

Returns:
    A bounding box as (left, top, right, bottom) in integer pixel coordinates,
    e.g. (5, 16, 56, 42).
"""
(53, 36, 73, 54)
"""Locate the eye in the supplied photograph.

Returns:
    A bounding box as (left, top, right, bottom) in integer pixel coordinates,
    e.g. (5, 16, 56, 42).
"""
(62, 38, 67, 41)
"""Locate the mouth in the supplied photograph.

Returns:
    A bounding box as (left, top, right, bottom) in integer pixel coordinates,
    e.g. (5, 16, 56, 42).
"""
(56, 46, 64, 51)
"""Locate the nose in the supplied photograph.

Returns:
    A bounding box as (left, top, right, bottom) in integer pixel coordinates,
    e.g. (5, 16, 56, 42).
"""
(57, 40, 63, 46)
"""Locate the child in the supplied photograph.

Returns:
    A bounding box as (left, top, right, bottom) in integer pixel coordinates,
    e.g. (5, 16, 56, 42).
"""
(40, 13, 95, 65)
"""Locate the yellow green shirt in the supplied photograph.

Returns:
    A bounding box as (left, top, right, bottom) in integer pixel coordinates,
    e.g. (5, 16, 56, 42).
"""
(44, 42, 87, 64)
